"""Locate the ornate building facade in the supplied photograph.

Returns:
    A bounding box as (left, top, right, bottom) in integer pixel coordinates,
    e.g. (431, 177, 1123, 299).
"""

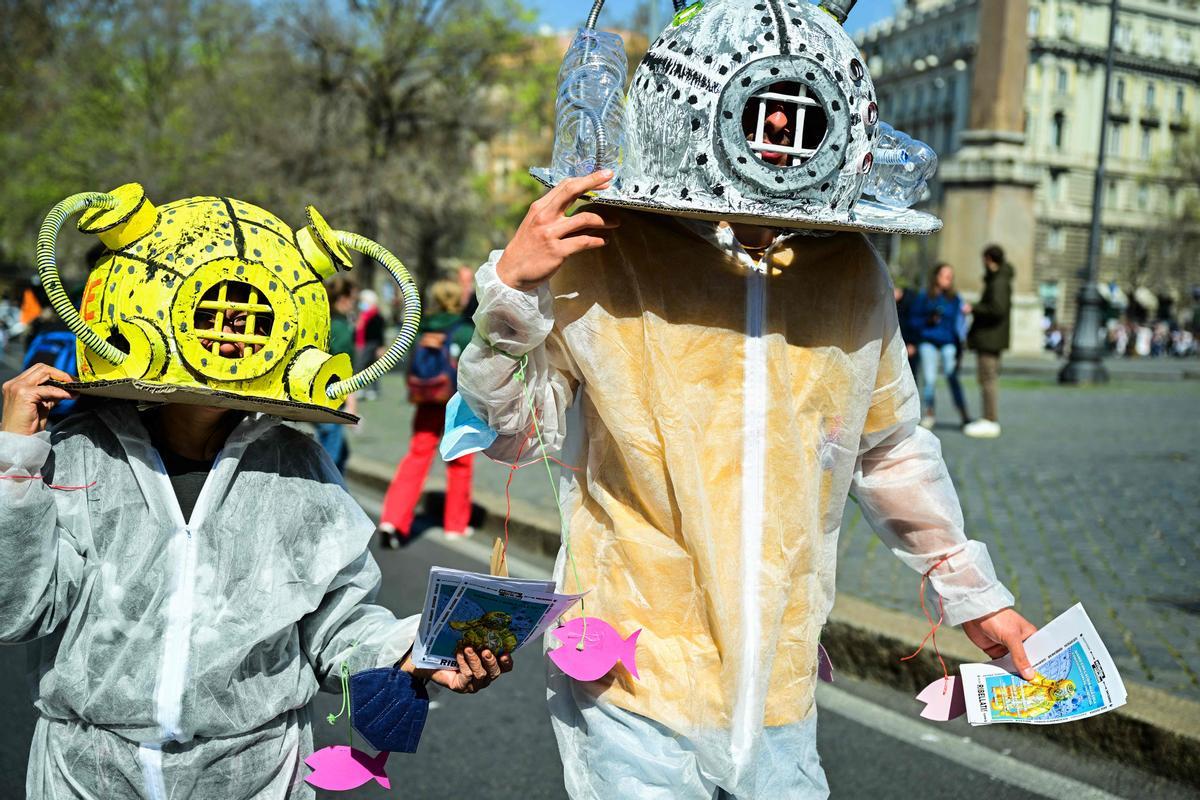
(858, 0, 1200, 349)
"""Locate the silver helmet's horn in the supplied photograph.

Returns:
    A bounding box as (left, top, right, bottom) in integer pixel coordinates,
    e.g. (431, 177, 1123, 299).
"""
(819, 0, 859, 25)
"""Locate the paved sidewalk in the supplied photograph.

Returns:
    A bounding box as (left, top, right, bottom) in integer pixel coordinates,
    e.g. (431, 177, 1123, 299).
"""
(348, 371, 1200, 703)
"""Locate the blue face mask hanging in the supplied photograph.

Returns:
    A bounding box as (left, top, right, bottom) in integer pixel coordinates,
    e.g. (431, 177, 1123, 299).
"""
(440, 392, 498, 461)
(349, 667, 430, 754)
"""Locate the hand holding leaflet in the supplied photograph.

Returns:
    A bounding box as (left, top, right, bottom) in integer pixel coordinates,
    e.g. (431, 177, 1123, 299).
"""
(917, 605, 1127, 726)
(412, 566, 582, 671)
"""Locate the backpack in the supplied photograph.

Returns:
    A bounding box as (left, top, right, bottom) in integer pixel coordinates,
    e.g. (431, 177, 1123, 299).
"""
(22, 330, 79, 419)
(406, 322, 463, 405)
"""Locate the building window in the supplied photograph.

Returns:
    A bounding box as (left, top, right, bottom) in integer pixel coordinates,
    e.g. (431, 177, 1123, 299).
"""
(1114, 77, 1126, 103)
(1048, 170, 1066, 202)
(1056, 67, 1069, 94)
(1145, 81, 1156, 108)
(1141, 128, 1153, 159)
(1028, 6, 1041, 35)
(1137, 183, 1149, 210)
(1178, 35, 1194, 64)
(1103, 233, 1119, 256)
(1176, 88, 1186, 114)
(1039, 281, 1061, 323)
(1147, 27, 1163, 56)
(1052, 112, 1066, 150)
(1056, 10, 1074, 38)
(1105, 179, 1119, 208)
(1108, 123, 1123, 156)
(1115, 22, 1132, 51)
(1048, 227, 1066, 252)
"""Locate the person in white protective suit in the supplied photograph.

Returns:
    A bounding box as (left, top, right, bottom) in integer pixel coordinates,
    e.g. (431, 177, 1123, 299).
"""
(0, 186, 512, 799)
(455, 1, 1038, 797)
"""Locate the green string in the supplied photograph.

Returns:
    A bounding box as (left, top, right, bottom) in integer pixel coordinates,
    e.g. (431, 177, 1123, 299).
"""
(511, 354, 589, 649)
(325, 642, 359, 747)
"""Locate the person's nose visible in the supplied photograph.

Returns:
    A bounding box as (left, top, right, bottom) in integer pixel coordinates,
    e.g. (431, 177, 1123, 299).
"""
(218, 321, 243, 357)
(765, 107, 789, 135)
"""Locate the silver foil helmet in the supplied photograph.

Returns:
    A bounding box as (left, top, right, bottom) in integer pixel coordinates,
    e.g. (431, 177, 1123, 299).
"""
(533, 0, 941, 235)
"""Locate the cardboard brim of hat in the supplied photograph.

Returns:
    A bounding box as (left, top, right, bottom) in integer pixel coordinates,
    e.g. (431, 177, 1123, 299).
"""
(530, 168, 941, 236)
(49, 379, 358, 425)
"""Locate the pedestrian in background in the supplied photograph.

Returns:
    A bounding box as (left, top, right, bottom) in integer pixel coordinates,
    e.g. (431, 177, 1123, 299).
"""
(315, 275, 358, 472)
(894, 282, 920, 379)
(910, 262, 971, 430)
(377, 278, 476, 548)
(964, 244, 1013, 439)
(355, 288, 386, 400)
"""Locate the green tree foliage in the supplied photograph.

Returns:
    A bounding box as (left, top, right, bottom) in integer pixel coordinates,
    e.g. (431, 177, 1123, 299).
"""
(0, 0, 547, 289)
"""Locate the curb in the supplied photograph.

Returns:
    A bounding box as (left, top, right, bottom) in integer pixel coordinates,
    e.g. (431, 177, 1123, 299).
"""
(347, 455, 1200, 788)
(958, 359, 1199, 383)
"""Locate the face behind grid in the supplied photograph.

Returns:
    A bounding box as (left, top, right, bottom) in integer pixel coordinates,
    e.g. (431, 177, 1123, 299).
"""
(194, 280, 273, 359)
(740, 81, 829, 169)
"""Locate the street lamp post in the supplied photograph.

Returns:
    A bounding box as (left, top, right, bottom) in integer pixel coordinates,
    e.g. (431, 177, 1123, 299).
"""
(1059, 0, 1119, 384)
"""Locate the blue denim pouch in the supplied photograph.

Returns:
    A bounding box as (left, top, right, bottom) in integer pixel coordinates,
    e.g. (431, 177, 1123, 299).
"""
(350, 667, 430, 754)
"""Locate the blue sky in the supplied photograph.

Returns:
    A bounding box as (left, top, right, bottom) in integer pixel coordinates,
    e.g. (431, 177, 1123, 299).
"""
(528, 0, 897, 34)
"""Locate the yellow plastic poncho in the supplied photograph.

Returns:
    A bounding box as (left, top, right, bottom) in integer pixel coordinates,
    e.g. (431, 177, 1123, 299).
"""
(458, 208, 1014, 798)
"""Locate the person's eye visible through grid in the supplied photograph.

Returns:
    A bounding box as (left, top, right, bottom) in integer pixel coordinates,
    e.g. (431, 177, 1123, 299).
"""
(193, 280, 273, 357)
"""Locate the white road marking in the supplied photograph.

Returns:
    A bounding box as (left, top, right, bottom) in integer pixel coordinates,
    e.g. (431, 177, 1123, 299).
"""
(816, 683, 1126, 800)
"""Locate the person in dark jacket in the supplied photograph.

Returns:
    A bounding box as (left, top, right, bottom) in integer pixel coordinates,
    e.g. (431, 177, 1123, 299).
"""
(964, 244, 1013, 439)
(894, 284, 921, 379)
(910, 263, 970, 429)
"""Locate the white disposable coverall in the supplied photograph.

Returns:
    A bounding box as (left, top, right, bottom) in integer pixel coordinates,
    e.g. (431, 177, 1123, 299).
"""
(457, 209, 1015, 799)
(0, 403, 417, 799)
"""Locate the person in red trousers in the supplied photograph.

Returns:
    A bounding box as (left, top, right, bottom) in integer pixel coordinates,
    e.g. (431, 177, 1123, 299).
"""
(378, 278, 476, 548)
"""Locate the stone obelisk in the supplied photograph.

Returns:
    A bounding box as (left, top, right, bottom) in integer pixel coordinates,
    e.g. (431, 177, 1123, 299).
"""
(937, 0, 1042, 354)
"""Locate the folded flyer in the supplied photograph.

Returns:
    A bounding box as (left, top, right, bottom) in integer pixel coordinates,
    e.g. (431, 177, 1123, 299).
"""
(960, 604, 1127, 726)
(412, 567, 582, 670)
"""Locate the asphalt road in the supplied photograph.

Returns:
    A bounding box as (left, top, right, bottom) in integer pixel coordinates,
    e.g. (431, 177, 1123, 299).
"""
(0, 354, 1194, 799)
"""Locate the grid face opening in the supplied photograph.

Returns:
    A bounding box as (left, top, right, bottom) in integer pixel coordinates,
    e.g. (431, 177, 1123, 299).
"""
(741, 82, 829, 167)
(193, 280, 273, 358)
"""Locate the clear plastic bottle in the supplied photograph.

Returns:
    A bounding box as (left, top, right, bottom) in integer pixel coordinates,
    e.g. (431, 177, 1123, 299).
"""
(862, 122, 938, 208)
(550, 28, 628, 180)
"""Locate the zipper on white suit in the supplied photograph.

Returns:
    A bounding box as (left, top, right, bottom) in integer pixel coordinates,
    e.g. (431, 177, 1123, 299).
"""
(137, 446, 219, 798)
(108, 411, 264, 797)
(732, 263, 768, 765)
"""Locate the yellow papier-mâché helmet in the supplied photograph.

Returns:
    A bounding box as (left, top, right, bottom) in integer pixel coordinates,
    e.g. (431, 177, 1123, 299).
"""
(37, 183, 421, 423)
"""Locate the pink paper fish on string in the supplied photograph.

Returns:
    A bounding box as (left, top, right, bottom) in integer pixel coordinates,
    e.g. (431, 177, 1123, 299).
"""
(304, 746, 391, 791)
(817, 643, 834, 684)
(548, 617, 640, 682)
(915, 676, 967, 722)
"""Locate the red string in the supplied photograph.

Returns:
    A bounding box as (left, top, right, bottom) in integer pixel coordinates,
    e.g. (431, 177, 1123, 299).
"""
(483, 421, 582, 573)
(0, 475, 96, 491)
(900, 551, 956, 689)
(498, 436, 528, 569)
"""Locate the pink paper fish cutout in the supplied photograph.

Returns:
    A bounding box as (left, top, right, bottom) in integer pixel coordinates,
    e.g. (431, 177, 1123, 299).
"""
(915, 676, 967, 722)
(304, 745, 391, 791)
(548, 617, 640, 682)
(817, 643, 834, 684)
